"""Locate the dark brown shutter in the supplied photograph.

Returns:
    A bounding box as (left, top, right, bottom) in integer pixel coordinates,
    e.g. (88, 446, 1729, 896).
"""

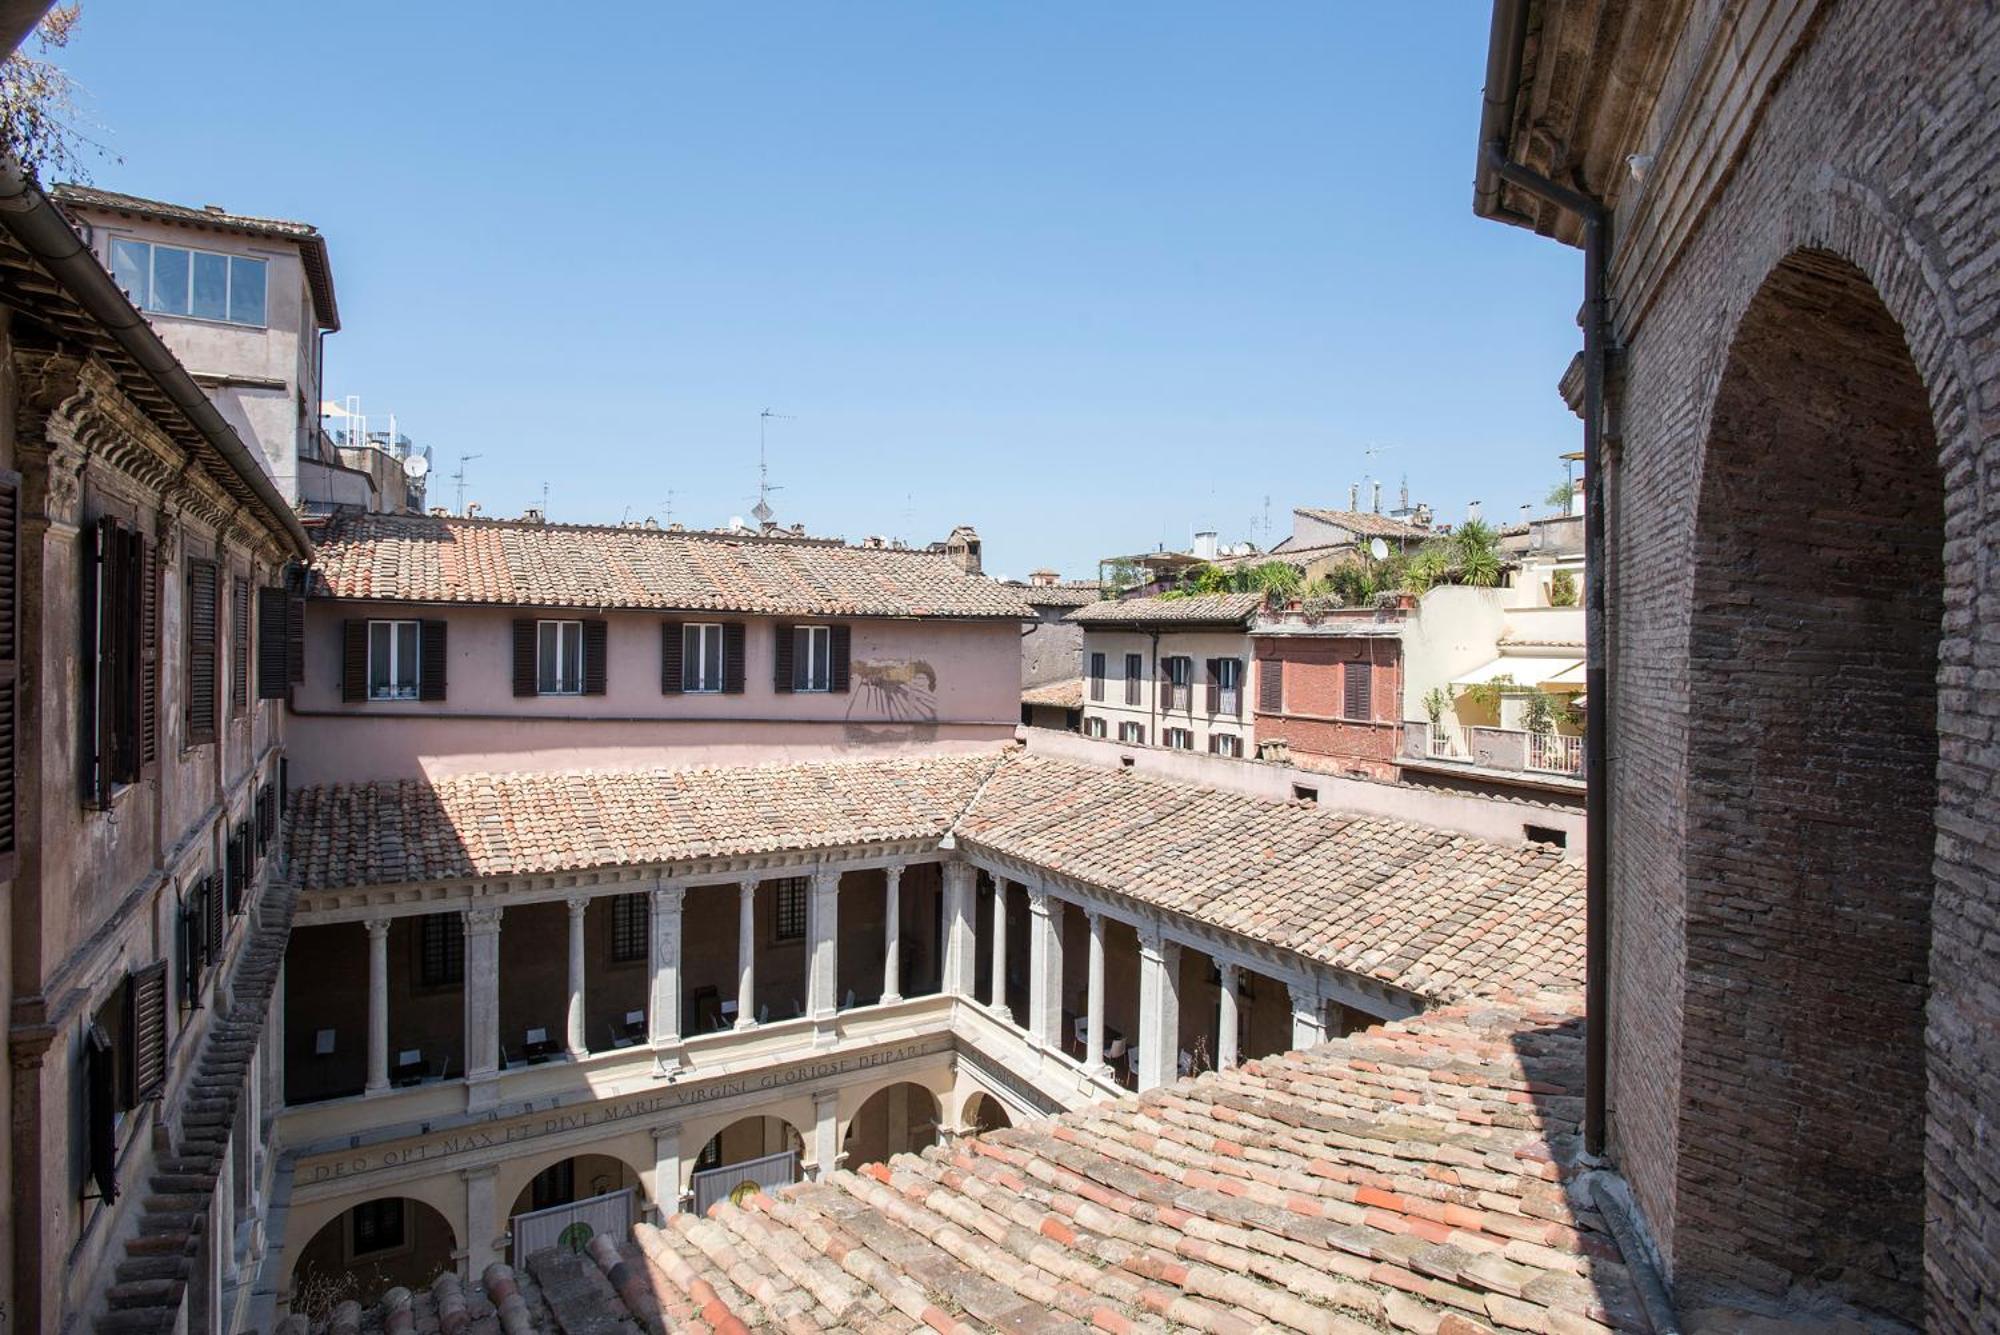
(513, 619, 537, 696)
(1089, 653, 1105, 702)
(257, 587, 289, 699)
(111, 527, 142, 785)
(1344, 659, 1372, 720)
(1158, 656, 1173, 712)
(0, 473, 15, 874)
(128, 961, 168, 1101)
(82, 520, 109, 802)
(582, 619, 608, 695)
(1258, 657, 1283, 713)
(231, 577, 250, 715)
(86, 1024, 118, 1203)
(138, 538, 159, 770)
(1232, 658, 1245, 717)
(419, 619, 448, 701)
(341, 619, 368, 703)
(286, 591, 305, 683)
(185, 558, 218, 744)
(225, 830, 242, 915)
(205, 872, 224, 962)
(660, 620, 684, 695)
(723, 622, 745, 694)
(1205, 659, 1221, 713)
(178, 894, 202, 1007)
(829, 624, 850, 693)
(773, 623, 795, 693)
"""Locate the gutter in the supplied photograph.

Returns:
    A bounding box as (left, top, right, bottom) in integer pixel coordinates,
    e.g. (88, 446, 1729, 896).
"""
(0, 161, 314, 556)
(1475, 0, 1614, 1159)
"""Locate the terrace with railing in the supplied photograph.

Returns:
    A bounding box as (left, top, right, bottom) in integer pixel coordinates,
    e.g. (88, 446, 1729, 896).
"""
(1409, 719, 1585, 780)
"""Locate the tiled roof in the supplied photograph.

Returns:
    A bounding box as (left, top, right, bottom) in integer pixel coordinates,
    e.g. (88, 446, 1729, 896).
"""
(307, 512, 1035, 619)
(286, 753, 1004, 890)
(304, 989, 1648, 1335)
(1066, 592, 1265, 627)
(1016, 583, 1101, 608)
(51, 183, 341, 331)
(953, 754, 1583, 1002)
(1021, 678, 1084, 710)
(1294, 508, 1432, 541)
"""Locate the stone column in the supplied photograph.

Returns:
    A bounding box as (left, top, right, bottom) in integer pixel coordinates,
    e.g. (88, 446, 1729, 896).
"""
(1085, 909, 1107, 1073)
(812, 1089, 841, 1181)
(941, 862, 978, 998)
(649, 881, 686, 1053)
(463, 906, 503, 1082)
(1289, 980, 1326, 1050)
(988, 878, 1011, 1022)
(364, 917, 391, 1095)
(807, 868, 841, 1026)
(565, 895, 590, 1060)
(463, 1164, 501, 1274)
(1136, 924, 1181, 1091)
(736, 878, 758, 1029)
(652, 1122, 683, 1218)
(1217, 962, 1241, 1070)
(881, 866, 904, 1004)
(1026, 884, 1063, 1048)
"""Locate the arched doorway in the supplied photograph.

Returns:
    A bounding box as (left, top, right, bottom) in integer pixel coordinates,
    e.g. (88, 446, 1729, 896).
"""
(963, 1092, 1011, 1135)
(1680, 249, 1940, 1321)
(289, 1197, 456, 1308)
(690, 1116, 804, 1215)
(842, 1082, 940, 1167)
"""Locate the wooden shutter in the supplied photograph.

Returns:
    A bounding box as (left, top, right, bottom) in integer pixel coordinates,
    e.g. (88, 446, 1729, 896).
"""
(1258, 657, 1283, 713)
(513, 619, 537, 696)
(582, 619, 608, 695)
(722, 622, 745, 694)
(231, 577, 250, 715)
(1158, 656, 1174, 712)
(1344, 659, 1372, 720)
(0, 473, 15, 874)
(128, 961, 168, 1101)
(1205, 659, 1221, 713)
(1089, 653, 1105, 702)
(82, 520, 109, 802)
(86, 1024, 118, 1203)
(185, 558, 218, 744)
(829, 624, 851, 694)
(177, 895, 201, 1007)
(138, 538, 159, 770)
(256, 587, 289, 699)
(340, 619, 368, 703)
(205, 872, 225, 964)
(286, 589, 305, 683)
(660, 620, 684, 694)
(773, 623, 795, 693)
(419, 619, 447, 701)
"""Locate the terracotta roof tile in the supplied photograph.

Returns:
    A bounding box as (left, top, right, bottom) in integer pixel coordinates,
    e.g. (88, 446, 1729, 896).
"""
(1066, 593, 1265, 627)
(1021, 678, 1085, 710)
(1292, 509, 1432, 541)
(307, 512, 1035, 619)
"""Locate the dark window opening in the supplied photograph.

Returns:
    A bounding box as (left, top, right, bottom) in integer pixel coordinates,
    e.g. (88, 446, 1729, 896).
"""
(351, 1198, 406, 1256)
(610, 893, 648, 963)
(418, 914, 464, 987)
(1291, 784, 1318, 803)
(1524, 824, 1567, 849)
(771, 877, 808, 943)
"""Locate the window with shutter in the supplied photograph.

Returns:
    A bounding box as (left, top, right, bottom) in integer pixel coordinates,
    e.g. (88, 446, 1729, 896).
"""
(1089, 653, 1105, 702)
(582, 619, 607, 695)
(1205, 659, 1221, 713)
(1123, 654, 1142, 706)
(205, 872, 224, 963)
(789, 625, 833, 692)
(127, 961, 168, 1101)
(660, 620, 684, 694)
(722, 621, 745, 694)
(138, 539, 158, 770)
(85, 519, 146, 799)
(419, 619, 448, 702)
(285, 587, 305, 684)
(1344, 659, 1372, 720)
(0, 473, 17, 874)
(185, 558, 219, 744)
(231, 576, 250, 715)
(773, 622, 795, 693)
(828, 624, 850, 693)
(512, 619, 537, 696)
(257, 587, 289, 700)
(1258, 657, 1283, 713)
(225, 833, 242, 916)
(85, 1023, 119, 1203)
(177, 892, 203, 1008)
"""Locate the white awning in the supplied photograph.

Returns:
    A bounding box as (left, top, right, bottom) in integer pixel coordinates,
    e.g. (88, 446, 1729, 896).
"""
(1543, 660, 1588, 687)
(1451, 656, 1585, 689)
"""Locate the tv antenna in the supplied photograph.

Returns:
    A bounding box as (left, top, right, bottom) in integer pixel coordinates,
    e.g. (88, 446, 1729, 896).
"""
(755, 408, 794, 524)
(664, 488, 675, 525)
(452, 453, 484, 516)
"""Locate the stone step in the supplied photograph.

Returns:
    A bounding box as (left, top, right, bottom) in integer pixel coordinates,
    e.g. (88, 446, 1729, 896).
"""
(149, 1173, 215, 1195)
(124, 1233, 195, 1257)
(115, 1254, 186, 1283)
(104, 1278, 180, 1309)
(96, 1308, 177, 1335)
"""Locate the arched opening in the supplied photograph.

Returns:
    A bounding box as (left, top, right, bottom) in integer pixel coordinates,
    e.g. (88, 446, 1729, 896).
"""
(842, 1082, 941, 1167)
(963, 1092, 1012, 1135)
(507, 1153, 640, 1220)
(1680, 248, 1940, 1321)
(690, 1115, 804, 1215)
(289, 1197, 456, 1307)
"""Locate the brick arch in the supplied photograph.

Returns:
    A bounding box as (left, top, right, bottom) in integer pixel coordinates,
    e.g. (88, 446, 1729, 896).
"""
(1677, 245, 1941, 1322)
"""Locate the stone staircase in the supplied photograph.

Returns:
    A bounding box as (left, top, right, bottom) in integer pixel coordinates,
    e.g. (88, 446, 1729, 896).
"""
(96, 876, 298, 1335)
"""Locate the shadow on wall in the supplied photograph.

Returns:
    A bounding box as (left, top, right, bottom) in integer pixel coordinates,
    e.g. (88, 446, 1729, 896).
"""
(845, 657, 940, 743)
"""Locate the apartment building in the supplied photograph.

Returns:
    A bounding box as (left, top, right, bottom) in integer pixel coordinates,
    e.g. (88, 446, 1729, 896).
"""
(0, 170, 309, 1335)
(1070, 593, 1258, 755)
(1251, 601, 1408, 781)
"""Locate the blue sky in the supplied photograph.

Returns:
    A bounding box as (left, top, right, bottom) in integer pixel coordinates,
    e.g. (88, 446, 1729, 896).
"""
(62, 3, 1581, 579)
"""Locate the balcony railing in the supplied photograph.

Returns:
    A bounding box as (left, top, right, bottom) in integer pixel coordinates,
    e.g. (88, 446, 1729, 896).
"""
(1413, 722, 1584, 780)
(1527, 731, 1584, 776)
(690, 1150, 800, 1216)
(1427, 721, 1473, 760)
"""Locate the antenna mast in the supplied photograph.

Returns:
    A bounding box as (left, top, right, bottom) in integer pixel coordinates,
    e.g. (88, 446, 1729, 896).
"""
(452, 453, 484, 516)
(756, 408, 794, 525)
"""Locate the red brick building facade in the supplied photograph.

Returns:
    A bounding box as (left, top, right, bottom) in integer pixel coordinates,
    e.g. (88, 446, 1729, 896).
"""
(1251, 623, 1404, 782)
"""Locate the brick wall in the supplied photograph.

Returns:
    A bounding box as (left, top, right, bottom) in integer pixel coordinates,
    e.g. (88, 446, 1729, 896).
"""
(1252, 635, 1402, 780)
(1594, 1, 2000, 1326)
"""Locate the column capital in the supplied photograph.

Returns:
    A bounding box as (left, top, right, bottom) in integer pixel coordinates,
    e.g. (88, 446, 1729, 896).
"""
(459, 1163, 498, 1184)
(464, 905, 503, 935)
(565, 894, 590, 915)
(883, 863, 904, 887)
(651, 1121, 682, 1146)
(1085, 905, 1106, 929)
(364, 917, 392, 941)
(1026, 881, 1052, 912)
(652, 881, 687, 912)
(811, 867, 841, 893)
(739, 875, 761, 893)
(812, 1087, 839, 1114)
(1138, 920, 1167, 954)
(1218, 960, 1240, 984)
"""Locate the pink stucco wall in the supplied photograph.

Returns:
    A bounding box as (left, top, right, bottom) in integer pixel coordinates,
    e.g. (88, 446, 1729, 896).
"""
(290, 602, 1024, 784)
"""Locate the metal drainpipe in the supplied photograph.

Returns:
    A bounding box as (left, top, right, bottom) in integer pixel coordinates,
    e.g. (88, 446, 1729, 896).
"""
(1149, 630, 1162, 744)
(1478, 142, 1613, 1158)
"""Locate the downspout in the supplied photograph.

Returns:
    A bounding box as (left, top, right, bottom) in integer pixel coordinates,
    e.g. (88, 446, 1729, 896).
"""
(1476, 0, 1613, 1158)
(1149, 630, 1161, 744)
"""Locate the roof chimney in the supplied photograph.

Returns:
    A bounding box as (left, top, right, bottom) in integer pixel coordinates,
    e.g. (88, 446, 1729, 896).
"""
(1192, 530, 1218, 560)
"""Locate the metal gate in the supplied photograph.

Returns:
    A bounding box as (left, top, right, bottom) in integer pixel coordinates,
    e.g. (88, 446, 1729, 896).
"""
(510, 1187, 635, 1265)
(689, 1149, 799, 1216)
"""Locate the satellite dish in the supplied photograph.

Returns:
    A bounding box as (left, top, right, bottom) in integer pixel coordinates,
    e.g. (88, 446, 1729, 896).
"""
(1368, 537, 1389, 560)
(404, 455, 430, 479)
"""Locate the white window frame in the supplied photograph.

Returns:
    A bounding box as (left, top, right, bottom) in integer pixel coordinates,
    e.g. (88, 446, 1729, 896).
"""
(683, 622, 724, 693)
(1210, 733, 1242, 758)
(537, 619, 585, 696)
(1083, 716, 1107, 738)
(1166, 656, 1193, 712)
(794, 624, 832, 693)
(1118, 721, 1145, 745)
(366, 619, 420, 701)
(1216, 658, 1242, 716)
(108, 235, 269, 328)
(1165, 727, 1194, 751)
